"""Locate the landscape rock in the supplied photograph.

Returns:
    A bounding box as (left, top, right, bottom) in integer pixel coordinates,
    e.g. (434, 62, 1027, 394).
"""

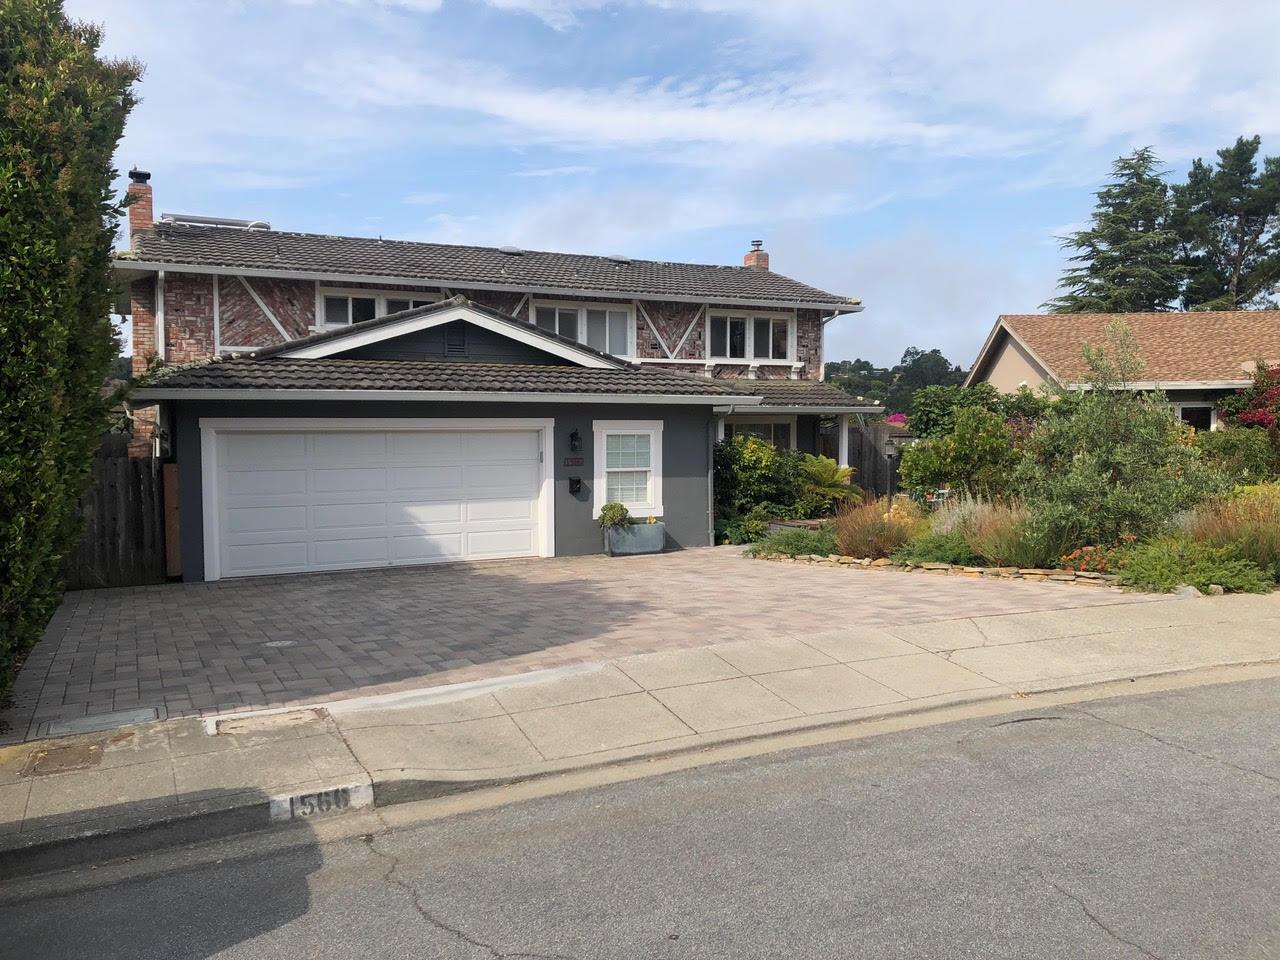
(1173, 584, 1203, 598)
(1207, 584, 1226, 596)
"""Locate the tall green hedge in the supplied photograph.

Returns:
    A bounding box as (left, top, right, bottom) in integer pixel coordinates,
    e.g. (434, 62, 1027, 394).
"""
(1, 1, 138, 693)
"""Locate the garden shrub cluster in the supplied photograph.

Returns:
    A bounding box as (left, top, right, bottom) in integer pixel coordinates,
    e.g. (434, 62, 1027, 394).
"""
(832, 497, 924, 559)
(748, 526, 838, 558)
(886, 323, 1280, 594)
(714, 435, 856, 544)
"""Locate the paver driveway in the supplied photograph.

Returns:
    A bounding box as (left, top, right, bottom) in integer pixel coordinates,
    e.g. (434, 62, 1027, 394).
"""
(0, 547, 1160, 741)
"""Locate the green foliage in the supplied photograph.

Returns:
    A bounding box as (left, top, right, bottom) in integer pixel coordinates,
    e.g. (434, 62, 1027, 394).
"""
(1193, 427, 1280, 483)
(800, 455, 855, 516)
(714, 435, 805, 519)
(908, 383, 1001, 438)
(833, 497, 925, 559)
(1189, 487, 1280, 577)
(899, 406, 1017, 497)
(1116, 539, 1273, 594)
(1172, 136, 1280, 311)
(719, 504, 773, 545)
(825, 347, 967, 416)
(1045, 147, 1183, 313)
(962, 502, 1074, 569)
(1219, 362, 1280, 431)
(892, 531, 979, 566)
(1, 2, 139, 693)
(748, 526, 837, 558)
(597, 502, 633, 529)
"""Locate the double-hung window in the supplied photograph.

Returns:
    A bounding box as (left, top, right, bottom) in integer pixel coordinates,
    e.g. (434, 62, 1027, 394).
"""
(533, 302, 632, 357)
(319, 289, 439, 328)
(593, 420, 663, 517)
(708, 313, 791, 361)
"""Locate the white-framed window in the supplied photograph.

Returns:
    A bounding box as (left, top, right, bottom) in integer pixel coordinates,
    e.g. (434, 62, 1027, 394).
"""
(532, 300, 633, 357)
(1172, 403, 1218, 431)
(721, 416, 798, 450)
(318, 288, 441, 328)
(593, 420, 663, 518)
(707, 311, 793, 362)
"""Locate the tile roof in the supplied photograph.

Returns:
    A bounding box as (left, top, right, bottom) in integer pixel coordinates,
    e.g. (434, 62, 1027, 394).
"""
(999, 311, 1280, 384)
(730, 379, 880, 410)
(136, 357, 742, 398)
(119, 222, 859, 309)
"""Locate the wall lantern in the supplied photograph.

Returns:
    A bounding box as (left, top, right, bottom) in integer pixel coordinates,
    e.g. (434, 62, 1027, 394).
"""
(568, 428, 581, 452)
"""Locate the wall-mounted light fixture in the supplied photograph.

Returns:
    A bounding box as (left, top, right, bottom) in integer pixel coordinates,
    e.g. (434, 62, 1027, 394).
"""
(568, 428, 581, 452)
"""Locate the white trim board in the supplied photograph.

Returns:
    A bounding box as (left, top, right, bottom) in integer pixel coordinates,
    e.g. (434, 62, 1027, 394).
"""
(279, 303, 621, 368)
(198, 416, 556, 582)
(133, 387, 757, 405)
(114, 259, 864, 314)
(239, 276, 291, 341)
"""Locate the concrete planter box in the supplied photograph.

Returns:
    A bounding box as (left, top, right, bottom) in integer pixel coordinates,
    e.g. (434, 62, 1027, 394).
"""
(604, 521, 666, 556)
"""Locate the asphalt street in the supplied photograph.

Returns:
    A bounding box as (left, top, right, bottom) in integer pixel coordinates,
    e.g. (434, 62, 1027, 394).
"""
(4, 676, 1279, 959)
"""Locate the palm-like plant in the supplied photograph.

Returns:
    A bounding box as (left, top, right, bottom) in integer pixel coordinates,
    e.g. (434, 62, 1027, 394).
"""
(802, 455, 855, 500)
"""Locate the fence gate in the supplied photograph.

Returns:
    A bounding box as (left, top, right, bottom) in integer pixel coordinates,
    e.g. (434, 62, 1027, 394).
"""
(63, 435, 167, 590)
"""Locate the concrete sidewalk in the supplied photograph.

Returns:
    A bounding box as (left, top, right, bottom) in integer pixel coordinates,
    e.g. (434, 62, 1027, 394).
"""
(3, 593, 1279, 878)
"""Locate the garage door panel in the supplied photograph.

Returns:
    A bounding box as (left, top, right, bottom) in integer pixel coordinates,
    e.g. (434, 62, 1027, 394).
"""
(312, 467, 388, 493)
(312, 501, 387, 529)
(310, 432, 388, 460)
(390, 432, 464, 459)
(226, 469, 308, 496)
(390, 465, 465, 492)
(225, 505, 308, 534)
(225, 433, 307, 463)
(462, 430, 539, 461)
(214, 425, 544, 579)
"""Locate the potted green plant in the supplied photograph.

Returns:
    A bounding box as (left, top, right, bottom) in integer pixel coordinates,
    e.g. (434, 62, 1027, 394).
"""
(599, 502, 666, 556)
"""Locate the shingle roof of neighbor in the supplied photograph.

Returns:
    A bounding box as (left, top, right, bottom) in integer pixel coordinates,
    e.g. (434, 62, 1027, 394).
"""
(138, 357, 742, 397)
(120, 222, 858, 309)
(999, 311, 1280, 383)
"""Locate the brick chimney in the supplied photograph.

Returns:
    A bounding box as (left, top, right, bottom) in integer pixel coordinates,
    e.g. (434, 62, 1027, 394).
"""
(126, 168, 153, 247)
(743, 239, 769, 271)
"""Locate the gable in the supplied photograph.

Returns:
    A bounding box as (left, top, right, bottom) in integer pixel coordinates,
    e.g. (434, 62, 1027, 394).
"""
(343, 321, 569, 365)
(266, 298, 623, 368)
(978, 330, 1052, 392)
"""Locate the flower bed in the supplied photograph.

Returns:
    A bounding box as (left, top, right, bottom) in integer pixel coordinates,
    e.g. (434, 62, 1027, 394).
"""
(750, 551, 1126, 588)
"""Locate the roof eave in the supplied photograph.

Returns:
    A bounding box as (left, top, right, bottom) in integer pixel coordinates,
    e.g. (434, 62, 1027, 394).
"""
(110, 257, 859, 313)
(129, 387, 757, 406)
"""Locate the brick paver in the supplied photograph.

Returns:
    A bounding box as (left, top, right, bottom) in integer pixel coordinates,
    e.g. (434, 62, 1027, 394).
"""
(0, 547, 1159, 741)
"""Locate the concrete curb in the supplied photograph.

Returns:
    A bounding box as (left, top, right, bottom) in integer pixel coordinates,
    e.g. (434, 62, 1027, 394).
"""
(8, 657, 1280, 882)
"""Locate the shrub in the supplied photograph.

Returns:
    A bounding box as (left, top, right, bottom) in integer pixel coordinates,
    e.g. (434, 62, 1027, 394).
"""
(963, 501, 1072, 568)
(800, 455, 857, 515)
(719, 504, 773, 545)
(892, 530, 979, 565)
(1059, 545, 1117, 573)
(748, 526, 838, 558)
(1116, 539, 1273, 594)
(1193, 428, 1280, 483)
(1, 6, 138, 695)
(927, 493, 994, 537)
(1220, 363, 1280, 430)
(598, 502, 633, 529)
(714, 435, 807, 518)
(833, 496, 924, 558)
(899, 407, 1018, 498)
(909, 383, 1002, 438)
(1188, 487, 1280, 578)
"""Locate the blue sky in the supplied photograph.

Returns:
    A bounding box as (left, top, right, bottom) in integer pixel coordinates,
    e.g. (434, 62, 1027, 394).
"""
(73, 0, 1279, 366)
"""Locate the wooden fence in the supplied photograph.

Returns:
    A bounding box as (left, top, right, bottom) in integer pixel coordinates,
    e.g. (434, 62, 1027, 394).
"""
(63, 435, 168, 590)
(818, 419, 906, 497)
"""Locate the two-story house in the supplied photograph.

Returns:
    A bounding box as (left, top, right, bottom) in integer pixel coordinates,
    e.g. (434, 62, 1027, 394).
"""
(116, 170, 875, 581)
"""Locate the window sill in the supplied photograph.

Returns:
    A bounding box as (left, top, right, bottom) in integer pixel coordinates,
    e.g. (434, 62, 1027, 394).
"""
(705, 358, 796, 366)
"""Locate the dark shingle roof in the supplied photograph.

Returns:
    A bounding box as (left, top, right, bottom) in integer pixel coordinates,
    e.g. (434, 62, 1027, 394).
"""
(730, 379, 879, 410)
(136, 357, 742, 398)
(120, 222, 859, 309)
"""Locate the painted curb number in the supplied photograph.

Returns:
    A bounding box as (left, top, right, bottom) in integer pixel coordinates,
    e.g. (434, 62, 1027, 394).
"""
(270, 783, 373, 822)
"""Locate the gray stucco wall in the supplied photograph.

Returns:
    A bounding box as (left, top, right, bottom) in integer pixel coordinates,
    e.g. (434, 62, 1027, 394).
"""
(168, 399, 714, 581)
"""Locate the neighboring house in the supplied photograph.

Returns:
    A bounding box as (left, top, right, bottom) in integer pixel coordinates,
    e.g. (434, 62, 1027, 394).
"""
(965, 311, 1280, 431)
(117, 170, 875, 581)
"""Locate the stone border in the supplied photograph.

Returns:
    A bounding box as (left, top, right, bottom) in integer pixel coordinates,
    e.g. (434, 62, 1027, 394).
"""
(751, 552, 1122, 587)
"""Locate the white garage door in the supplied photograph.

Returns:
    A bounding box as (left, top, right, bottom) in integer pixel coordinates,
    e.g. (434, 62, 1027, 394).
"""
(209, 425, 545, 579)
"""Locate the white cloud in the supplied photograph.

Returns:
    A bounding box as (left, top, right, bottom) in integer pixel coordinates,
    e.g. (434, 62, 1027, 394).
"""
(514, 165, 596, 177)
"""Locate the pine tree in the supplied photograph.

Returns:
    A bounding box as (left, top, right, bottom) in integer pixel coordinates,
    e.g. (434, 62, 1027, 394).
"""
(1171, 136, 1280, 311)
(1045, 148, 1183, 314)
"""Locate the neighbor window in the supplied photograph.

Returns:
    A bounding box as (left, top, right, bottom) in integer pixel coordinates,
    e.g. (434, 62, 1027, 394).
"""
(319, 289, 440, 327)
(593, 420, 663, 517)
(534, 302, 632, 356)
(708, 313, 791, 361)
(723, 419, 794, 449)
(1174, 404, 1216, 431)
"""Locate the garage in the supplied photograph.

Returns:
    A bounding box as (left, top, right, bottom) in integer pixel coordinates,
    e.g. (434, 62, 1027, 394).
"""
(201, 418, 553, 579)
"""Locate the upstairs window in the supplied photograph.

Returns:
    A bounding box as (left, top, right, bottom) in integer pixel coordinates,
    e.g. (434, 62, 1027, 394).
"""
(708, 313, 792, 361)
(319, 289, 439, 327)
(533, 302, 632, 357)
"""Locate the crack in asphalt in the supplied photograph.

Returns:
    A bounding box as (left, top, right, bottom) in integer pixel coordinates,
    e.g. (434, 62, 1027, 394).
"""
(1071, 706, 1280, 786)
(360, 833, 576, 960)
(1040, 874, 1164, 959)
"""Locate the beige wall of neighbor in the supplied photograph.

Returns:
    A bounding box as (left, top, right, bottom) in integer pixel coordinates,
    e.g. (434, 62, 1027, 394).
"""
(981, 335, 1050, 393)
